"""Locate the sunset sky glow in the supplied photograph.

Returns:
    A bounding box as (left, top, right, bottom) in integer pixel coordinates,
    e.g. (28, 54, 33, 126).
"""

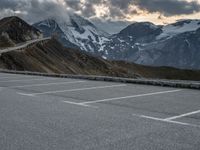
(0, 0, 200, 25)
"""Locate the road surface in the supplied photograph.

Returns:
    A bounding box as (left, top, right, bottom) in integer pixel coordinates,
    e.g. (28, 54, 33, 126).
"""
(0, 37, 51, 54)
(0, 72, 200, 150)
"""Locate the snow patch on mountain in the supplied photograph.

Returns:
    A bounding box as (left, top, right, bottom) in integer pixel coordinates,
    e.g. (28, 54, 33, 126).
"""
(50, 13, 110, 53)
(157, 20, 200, 40)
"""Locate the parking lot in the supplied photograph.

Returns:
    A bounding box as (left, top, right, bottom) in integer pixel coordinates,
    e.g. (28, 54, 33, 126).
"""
(0, 72, 200, 150)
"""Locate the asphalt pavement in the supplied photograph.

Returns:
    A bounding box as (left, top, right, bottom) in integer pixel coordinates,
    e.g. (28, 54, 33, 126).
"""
(0, 72, 200, 150)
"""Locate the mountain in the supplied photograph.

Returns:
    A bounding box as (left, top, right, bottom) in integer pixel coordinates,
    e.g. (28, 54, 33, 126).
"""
(0, 16, 42, 48)
(101, 22, 163, 60)
(1, 16, 200, 80)
(101, 20, 200, 70)
(0, 38, 138, 78)
(33, 19, 79, 49)
(34, 14, 110, 55)
(91, 19, 131, 34)
(1, 38, 200, 80)
(33, 15, 200, 70)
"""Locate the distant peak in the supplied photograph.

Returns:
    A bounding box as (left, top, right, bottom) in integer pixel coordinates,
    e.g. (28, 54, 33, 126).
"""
(171, 19, 200, 27)
(69, 13, 95, 27)
(0, 16, 24, 23)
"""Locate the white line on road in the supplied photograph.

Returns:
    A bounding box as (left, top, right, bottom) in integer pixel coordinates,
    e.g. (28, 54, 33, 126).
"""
(63, 101, 98, 108)
(17, 84, 126, 96)
(10, 80, 86, 88)
(0, 78, 58, 83)
(164, 110, 200, 121)
(0, 76, 36, 80)
(81, 89, 182, 105)
(0, 75, 20, 79)
(132, 114, 200, 128)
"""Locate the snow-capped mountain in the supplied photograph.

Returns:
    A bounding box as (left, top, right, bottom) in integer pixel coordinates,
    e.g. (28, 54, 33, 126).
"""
(157, 20, 200, 40)
(33, 19, 78, 49)
(101, 20, 200, 69)
(101, 22, 163, 60)
(34, 13, 110, 55)
(34, 15, 200, 70)
(91, 18, 131, 34)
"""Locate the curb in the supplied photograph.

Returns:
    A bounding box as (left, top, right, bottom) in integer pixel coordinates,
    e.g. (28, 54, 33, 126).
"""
(0, 69, 200, 90)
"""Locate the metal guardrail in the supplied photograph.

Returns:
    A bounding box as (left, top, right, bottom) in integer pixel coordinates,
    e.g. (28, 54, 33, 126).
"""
(0, 69, 200, 90)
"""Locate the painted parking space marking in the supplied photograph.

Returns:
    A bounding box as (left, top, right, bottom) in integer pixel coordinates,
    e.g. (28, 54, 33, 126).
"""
(9, 80, 86, 88)
(0, 77, 59, 83)
(63, 100, 98, 108)
(0, 76, 33, 80)
(17, 84, 127, 96)
(132, 114, 200, 128)
(80, 89, 182, 105)
(164, 109, 200, 121)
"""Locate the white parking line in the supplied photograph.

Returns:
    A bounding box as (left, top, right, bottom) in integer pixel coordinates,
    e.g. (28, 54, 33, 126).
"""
(133, 114, 200, 128)
(0, 76, 30, 80)
(17, 84, 126, 96)
(80, 89, 182, 105)
(164, 109, 200, 121)
(0, 78, 58, 83)
(63, 101, 98, 108)
(10, 80, 86, 88)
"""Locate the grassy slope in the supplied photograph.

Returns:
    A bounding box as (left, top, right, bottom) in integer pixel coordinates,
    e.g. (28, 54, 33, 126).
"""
(0, 39, 139, 78)
(0, 35, 15, 48)
(0, 39, 200, 80)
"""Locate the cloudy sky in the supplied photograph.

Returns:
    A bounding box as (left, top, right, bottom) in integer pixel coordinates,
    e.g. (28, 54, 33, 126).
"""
(1, 0, 200, 25)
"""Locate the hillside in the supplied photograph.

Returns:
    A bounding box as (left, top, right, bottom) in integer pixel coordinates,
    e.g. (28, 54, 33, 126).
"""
(1, 38, 200, 80)
(0, 38, 138, 78)
(0, 16, 42, 48)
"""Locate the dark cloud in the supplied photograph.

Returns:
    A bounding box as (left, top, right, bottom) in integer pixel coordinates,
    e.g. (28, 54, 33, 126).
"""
(0, 0, 22, 9)
(110, 0, 132, 9)
(64, 0, 200, 18)
(134, 0, 200, 16)
(0, 0, 71, 23)
(0, 0, 200, 23)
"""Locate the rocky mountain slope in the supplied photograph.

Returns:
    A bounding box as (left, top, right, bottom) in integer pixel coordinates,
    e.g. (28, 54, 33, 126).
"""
(102, 20, 200, 70)
(1, 16, 200, 80)
(0, 16, 42, 48)
(0, 38, 138, 78)
(1, 37, 200, 80)
(34, 14, 109, 55)
(33, 19, 78, 49)
(34, 15, 200, 70)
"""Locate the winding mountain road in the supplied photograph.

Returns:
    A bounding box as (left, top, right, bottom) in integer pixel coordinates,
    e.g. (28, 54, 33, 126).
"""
(0, 37, 51, 54)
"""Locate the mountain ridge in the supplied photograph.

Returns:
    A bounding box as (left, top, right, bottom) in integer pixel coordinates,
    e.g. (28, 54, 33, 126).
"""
(1, 16, 200, 81)
(33, 15, 200, 70)
(0, 16, 42, 48)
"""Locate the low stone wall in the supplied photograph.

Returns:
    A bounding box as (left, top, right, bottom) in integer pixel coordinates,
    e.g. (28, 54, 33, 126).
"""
(0, 69, 200, 90)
